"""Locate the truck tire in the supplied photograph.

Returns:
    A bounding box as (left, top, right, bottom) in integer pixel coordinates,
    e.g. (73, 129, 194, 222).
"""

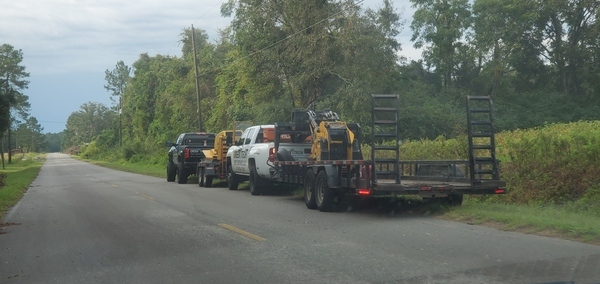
(315, 170, 334, 212)
(167, 162, 176, 182)
(304, 169, 317, 209)
(249, 167, 264, 196)
(227, 165, 239, 190)
(177, 163, 188, 184)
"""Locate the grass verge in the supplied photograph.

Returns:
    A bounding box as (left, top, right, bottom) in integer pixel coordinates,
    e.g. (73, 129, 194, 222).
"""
(442, 198, 600, 245)
(0, 153, 45, 223)
(77, 157, 166, 178)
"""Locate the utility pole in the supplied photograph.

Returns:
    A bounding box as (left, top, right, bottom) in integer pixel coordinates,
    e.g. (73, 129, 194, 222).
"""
(191, 25, 203, 132)
(119, 96, 122, 147)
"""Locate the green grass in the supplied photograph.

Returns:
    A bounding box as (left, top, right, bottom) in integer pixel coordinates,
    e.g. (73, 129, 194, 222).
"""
(75, 156, 166, 178)
(443, 198, 600, 244)
(0, 153, 45, 221)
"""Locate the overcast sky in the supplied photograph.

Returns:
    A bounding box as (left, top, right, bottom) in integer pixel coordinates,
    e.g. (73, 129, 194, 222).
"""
(1, 0, 419, 134)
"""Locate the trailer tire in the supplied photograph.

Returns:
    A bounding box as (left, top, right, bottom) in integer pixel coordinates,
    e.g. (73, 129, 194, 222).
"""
(304, 169, 317, 209)
(447, 194, 463, 206)
(177, 163, 188, 184)
(198, 167, 213, 188)
(315, 170, 334, 212)
(227, 165, 239, 190)
(249, 167, 264, 196)
(198, 167, 205, 187)
(276, 148, 295, 161)
(167, 162, 176, 182)
(204, 176, 213, 188)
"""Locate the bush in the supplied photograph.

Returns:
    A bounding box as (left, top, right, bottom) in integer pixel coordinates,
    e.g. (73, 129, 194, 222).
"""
(396, 121, 600, 205)
(81, 141, 101, 159)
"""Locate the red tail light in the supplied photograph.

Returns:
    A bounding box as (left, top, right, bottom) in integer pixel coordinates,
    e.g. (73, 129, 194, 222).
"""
(184, 148, 190, 159)
(357, 189, 371, 196)
(495, 188, 506, 194)
(269, 147, 276, 162)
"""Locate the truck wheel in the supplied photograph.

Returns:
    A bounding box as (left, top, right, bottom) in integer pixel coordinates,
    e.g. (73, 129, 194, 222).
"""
(227, 165, 239, 190)
(177, 163, 188, 184)
(315, 170, 334, 212)
(167, 162, 176, 182)
(304, 169, 317, 209)
(249, 167, 264, 196)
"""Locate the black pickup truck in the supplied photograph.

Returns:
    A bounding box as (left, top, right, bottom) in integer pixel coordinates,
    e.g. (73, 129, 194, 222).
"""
(167, 132, 216, 184)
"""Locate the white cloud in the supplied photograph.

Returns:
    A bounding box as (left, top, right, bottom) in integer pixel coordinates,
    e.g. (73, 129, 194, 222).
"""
(1, 0, 230, 75)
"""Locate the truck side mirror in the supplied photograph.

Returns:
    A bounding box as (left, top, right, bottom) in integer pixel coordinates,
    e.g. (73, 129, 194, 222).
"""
(226, 136, 232, 146)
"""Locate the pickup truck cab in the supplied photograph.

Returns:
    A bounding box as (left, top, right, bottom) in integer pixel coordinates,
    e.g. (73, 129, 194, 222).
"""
(167, 132, 216, 184)
(226, 125, 312, 195)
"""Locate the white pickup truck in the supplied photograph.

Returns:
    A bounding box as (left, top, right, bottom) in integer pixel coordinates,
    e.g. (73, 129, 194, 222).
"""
(225, 125, 312, 195)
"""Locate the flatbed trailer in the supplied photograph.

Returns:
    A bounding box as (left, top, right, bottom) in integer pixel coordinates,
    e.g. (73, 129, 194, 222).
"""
(266, 95, 506, 211)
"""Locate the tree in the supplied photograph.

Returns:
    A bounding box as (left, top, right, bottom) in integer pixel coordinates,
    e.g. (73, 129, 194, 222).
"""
(104, 60, 131, 107)
(410, 0, 472, 88)
(104, 60, 131, 146)
(14, 116, 45, 153)
(63, 102, 116, 148)
(538, 0, 599, 97)
(0, 44, 30, 168)
(471, 0, 541, 96)
(219, 0, 403, 128)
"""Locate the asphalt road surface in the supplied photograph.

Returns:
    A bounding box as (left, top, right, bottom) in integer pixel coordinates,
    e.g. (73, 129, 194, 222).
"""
(1, 153, 599, 283)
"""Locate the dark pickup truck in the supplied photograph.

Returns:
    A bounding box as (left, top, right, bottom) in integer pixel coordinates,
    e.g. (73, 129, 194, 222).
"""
(167, 132, 216, 184)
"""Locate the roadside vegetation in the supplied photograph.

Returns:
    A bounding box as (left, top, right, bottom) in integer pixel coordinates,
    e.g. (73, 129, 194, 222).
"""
(0, 153, 45, 222)
(399, 120, 600, 243)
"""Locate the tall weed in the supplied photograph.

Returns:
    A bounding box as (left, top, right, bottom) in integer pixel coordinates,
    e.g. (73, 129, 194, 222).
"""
(377, 121, 600, 205)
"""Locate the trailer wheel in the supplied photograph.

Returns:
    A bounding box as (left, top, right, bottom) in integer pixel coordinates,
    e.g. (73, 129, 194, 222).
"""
(177, 163, 188, 184)
(249, 167, 264, 196)
(447, 194, 463, 206)
(204, 176, 213, 188)
(198, 167, 213, 188)
(227, 165, 239, 190)
(304, 169, 317, 209)
(167, 162, 176, 182)
(198, 167, 205, 187)
(315, 170, 334, 212)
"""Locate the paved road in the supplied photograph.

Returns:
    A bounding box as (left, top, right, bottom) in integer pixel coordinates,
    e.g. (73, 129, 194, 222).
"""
(1, 153, 599, 283)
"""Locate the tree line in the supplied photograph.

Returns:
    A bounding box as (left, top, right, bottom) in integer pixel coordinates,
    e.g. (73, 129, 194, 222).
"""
(61, 0, 599, 162)
(0, 44, 47, 169)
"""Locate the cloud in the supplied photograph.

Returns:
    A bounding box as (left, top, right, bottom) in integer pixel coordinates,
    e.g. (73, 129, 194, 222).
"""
(1, 0, 230, 75)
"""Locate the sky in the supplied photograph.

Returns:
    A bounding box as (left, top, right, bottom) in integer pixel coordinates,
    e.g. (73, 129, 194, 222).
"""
(1, 0, 419, 134)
